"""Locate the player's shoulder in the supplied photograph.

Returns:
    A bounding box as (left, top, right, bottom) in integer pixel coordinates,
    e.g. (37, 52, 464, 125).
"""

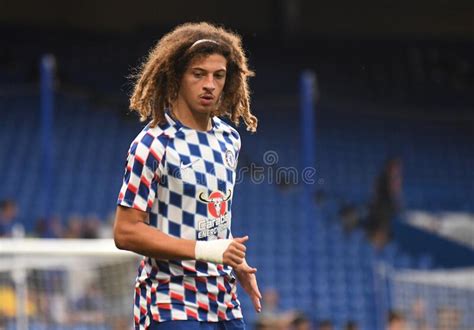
(134, 123, 170, 147)
(129, 118, 178, 158)
(214, 116, 240, 141)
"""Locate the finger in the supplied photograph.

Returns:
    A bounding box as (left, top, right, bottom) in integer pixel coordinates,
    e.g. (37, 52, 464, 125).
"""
(230, 245, 246, 258)
(252, 296, 261, 312)
(244, 262, 258, 273)
(255, 285, 262, 299)
(231, 242, 247, 252)
(242, 266, 257, 274)
(226, 259, 240, 269)
(236, 250, 246, 259)
(223, 253, 243, 268)
(250, 279, 262, 299)
(233, 236, 249, 244)
(229, 254, 244, 266)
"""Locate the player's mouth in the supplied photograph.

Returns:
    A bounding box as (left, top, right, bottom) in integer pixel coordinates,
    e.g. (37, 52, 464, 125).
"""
(199, 94, 214, 106)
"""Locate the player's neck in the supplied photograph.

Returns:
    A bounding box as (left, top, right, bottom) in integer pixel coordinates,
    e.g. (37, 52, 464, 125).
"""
(171, 101, 212, 132)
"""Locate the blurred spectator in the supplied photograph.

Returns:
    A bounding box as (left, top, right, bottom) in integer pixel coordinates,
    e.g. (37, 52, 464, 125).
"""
(274, 165, 298, 192)
(255, 288, 298, 330)
(366, 158, 403, 249)
(99, 211, 117, 238)
(34, 216, 64, 238)
(317, 320, 333, 330)
(409, 298, 430, 330)
(313, 190, 327, 207)
(34, 217, 49, 237)
(292, 312, 312, 330)
(0, 279, 37, 325)
(0, 199, 19, 237)
(70, 282, 106, 324)
(344, 320, 359, 330)
(35, 214, 105, 239)
(387, 310, 406, 330)
(436, 307, 461, 330)
(82, 214, 101, 239)
(339, 203, 360, 234)
(276, 180, 296, 192)
(64, 215, 83, 238)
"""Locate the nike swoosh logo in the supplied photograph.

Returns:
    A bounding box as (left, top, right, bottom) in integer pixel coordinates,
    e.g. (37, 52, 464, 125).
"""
(180, 158, 200, 169)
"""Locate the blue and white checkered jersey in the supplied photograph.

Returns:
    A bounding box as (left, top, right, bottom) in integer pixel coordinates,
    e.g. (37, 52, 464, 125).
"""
(117, 112, 243, 327)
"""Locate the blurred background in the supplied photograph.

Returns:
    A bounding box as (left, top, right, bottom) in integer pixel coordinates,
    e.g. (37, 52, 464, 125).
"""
(1, 1, 474, 329)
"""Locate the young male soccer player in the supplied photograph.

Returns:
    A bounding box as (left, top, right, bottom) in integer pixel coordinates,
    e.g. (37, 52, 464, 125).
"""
(113, 22, 261, 330)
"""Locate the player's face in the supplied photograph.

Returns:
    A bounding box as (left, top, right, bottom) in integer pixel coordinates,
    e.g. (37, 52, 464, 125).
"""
(178, 53, 227, 115)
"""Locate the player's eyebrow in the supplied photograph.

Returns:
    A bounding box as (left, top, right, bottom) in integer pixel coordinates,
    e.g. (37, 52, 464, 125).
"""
(191, 67, 227, 73)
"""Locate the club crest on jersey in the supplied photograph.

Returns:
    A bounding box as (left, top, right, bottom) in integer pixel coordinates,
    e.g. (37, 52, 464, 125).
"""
(198, 190, 231, 218)
(224, 150, 236, 169)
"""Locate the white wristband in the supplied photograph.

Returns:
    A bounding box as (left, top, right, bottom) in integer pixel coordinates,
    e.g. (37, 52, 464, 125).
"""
(195, 239, 232, 264)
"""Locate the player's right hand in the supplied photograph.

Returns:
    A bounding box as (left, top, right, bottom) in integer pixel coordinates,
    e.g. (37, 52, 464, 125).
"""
(222, 236, 248, 268)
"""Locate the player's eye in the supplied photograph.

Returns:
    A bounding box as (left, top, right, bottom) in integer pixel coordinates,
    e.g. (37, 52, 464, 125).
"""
(192, 71, 205, 78)
(214, 73, 226, 80)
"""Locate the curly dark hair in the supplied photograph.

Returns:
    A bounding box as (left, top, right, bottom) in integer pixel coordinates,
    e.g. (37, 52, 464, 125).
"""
(129, 22, 258, 132)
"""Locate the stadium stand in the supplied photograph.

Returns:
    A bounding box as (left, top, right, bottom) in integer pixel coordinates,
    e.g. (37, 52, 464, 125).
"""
(1, 29, 473, 329)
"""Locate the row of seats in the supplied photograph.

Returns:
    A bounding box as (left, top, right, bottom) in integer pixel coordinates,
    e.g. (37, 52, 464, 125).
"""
(1, 87, 473, 328)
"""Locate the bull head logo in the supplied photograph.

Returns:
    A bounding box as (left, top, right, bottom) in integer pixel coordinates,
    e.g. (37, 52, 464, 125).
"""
(198, 189, 232, 218)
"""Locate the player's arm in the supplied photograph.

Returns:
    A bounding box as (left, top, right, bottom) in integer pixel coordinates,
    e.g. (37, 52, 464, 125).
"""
(114, 205, 195, 260)
(113, 205, 247, 267)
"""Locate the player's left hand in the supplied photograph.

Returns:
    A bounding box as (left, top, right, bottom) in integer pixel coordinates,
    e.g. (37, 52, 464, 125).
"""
(234, 260, 262, 313)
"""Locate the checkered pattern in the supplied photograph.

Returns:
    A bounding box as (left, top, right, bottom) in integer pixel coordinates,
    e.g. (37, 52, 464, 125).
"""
(117, 113, 243, 328)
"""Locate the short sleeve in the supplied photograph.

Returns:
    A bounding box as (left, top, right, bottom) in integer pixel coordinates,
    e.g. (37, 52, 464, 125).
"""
(230, 129, 241, 164)
(117, 131, 165, 212)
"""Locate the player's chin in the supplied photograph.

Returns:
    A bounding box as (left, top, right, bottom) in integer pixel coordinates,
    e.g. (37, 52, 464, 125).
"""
(194, 103, 215, 113)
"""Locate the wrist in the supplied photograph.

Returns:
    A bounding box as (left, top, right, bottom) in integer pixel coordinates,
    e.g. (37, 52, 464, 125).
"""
(195, 239, 232, 264)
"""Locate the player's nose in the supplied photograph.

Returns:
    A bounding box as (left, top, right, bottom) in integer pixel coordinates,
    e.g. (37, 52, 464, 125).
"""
(203, 74, 216, 91)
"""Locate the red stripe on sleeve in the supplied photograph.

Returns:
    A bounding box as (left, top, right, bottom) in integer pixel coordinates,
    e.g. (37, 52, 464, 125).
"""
(135, 155, 145, 165)
(157, 303, 172, 310)
(184, 283, 197, 292)
(195, 277, 207, 283)
(208, 293, 217, 302)
(128, 184, 138, 194)
(170, 292, 184, 301)
(140, 176, 150, 187)
(218, 310, 226, 320)
(149, 148, 161, 163)
(198, 302, 209, 311)
(183, 265, 196, 273)
(186, 308, 198, 319)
